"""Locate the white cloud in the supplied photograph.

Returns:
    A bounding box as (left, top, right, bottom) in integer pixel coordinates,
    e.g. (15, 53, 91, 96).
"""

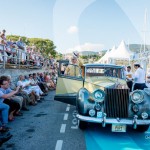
(66, 42, 104, 53)
(67, 26, 78, 34)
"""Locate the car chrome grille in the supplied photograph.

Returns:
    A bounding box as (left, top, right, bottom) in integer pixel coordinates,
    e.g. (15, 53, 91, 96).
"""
(104, 88, 129, 118)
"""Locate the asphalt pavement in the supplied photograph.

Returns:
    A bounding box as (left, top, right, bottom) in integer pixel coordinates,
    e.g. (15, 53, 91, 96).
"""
(1, 91, 150, 150)
(0, 91, 86, 150)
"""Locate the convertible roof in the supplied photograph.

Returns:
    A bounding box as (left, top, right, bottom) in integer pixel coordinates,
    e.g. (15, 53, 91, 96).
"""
(84, 63, 123, 68)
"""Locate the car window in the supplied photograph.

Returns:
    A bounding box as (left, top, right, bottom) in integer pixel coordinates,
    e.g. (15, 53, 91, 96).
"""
(60, 63, 68, 75)
(86, 67, 124, 79)
(62, 64, 82, 78)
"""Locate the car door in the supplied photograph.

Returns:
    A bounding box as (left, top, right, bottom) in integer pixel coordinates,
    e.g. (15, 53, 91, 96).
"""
(54, 60, 84, 106)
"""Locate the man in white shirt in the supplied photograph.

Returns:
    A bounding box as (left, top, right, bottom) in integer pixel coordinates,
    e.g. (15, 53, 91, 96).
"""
(126, 66, 133, 92)
(133, 63, 147, 90)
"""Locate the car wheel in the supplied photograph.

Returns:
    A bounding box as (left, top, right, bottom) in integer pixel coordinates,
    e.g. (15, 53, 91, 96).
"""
(136, 125, 149, 132)
(78, 120, 87, 130)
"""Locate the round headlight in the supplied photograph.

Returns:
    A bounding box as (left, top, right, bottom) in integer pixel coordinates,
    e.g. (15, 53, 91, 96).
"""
(132, 104, 139, 112)
(95, 103, 101, 111)
(93, 89, 105, 102)
(89, 109, 96, 117)
(141, 112, 148, 119)
(131, 90, 144, 104)
(78, 88, 89, 100)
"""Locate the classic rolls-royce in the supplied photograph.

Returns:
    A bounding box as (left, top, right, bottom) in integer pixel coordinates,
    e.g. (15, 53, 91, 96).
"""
(54, 60, 150, 132)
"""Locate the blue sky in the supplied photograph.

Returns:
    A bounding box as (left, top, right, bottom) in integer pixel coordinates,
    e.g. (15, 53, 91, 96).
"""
(0, 0, 150, 54)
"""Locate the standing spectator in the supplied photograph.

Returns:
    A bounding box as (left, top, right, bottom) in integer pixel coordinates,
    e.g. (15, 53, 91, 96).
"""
(133, 63, 147, 90)
(146, 73, 150, 88)
(126, 66, 133, 92)
(0, 34, 8, 63)
(16, 37, 26, 64)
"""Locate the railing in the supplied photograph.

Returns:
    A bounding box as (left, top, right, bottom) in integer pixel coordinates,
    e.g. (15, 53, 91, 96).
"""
(0, 44, 44, 69)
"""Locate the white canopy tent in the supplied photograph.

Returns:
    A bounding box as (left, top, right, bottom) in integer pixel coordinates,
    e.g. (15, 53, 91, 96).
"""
(96, 46, 116, 64)
(109, 40, 134, 61)
(95, 41, 134, 65)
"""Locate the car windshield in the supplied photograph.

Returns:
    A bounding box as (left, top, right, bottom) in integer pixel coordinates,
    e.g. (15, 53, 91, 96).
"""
(85, 67, 124, 79)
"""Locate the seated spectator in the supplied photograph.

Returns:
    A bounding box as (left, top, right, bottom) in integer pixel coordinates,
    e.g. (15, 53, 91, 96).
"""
(33, 73, 48, 93)
(2, 76, 23, 116)
(18, 74, 43, 102)
(28, 74, 44, 101)
(0, 99, 9, 129)
(7, 75, 29, 111)
(0, 76, 20, 121)
(44, 73, 56, 89)
(10, 41, 18, 64)
(52, 72, 57, 84)
(37, 73, 49, 91)
(17, 75, 37, 105)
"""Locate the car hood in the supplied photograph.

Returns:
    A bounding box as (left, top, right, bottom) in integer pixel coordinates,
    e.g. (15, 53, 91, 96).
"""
(93, 79, 115, 88)
(85, 77, 125, 88)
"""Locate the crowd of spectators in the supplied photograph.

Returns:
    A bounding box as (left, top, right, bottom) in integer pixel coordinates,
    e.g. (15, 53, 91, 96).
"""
(0, 29, 55, 67)
(0, 29, 59, 145)
(0, 70, 58, 145)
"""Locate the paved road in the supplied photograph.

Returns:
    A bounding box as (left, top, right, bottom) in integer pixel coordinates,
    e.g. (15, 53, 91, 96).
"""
(0, 91, 86, 150)
(1, 91, 150, 150)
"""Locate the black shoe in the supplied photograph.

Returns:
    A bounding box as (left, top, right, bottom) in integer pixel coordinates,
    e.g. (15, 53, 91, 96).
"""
(0, 126, 11, 133)
(40, 97, 44, 100)
(0, 134, 13, 146)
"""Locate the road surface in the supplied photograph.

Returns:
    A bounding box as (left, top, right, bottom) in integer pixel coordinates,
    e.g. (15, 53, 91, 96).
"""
(1, 91, 150, 150)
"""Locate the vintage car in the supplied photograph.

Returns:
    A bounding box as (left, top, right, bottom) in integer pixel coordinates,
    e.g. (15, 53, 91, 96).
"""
(54, 60, 150, 132)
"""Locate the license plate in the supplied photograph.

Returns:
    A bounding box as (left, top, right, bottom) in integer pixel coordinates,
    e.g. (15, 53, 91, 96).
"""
(112, 124, 126, 132)
(97, 112, 103, 118)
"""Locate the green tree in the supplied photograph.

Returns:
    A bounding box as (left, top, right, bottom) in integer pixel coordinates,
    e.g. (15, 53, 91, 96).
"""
(6, 35, 57, 58)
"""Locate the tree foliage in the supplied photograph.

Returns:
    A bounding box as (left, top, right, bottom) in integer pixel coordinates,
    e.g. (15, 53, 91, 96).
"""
(6, 35, 57, 58)
(80, 54, 102, 61)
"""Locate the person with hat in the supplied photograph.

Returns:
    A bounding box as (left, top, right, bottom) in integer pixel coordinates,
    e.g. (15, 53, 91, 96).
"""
(73, 51, 83, 67)
(132, 63, 147, 90)
(65, 52, 83, 77)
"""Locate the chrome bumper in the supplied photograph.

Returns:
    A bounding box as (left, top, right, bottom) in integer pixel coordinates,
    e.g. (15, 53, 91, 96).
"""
(76, 114, 150, 127)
